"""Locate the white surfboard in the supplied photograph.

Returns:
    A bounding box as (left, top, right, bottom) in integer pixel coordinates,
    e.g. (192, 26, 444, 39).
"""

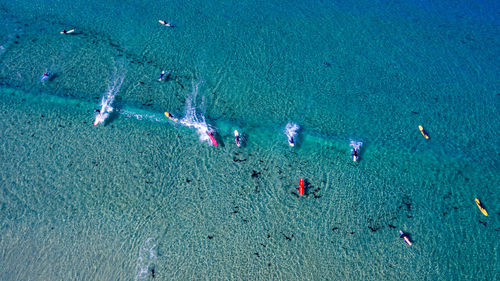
(234, 130, 241, 147)
(60, 29, 75, 34)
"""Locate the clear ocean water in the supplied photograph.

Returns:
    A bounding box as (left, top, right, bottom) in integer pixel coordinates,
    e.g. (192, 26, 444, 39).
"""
(0, 0, 498, 280)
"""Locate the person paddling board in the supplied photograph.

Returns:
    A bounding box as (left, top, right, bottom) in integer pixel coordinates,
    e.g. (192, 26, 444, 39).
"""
(352, 148, 358, 162)
(399, 230, 412, 246)
(158, 70, 166, 81)
(60, 29, 75, 34)
(234, 130, 241, 147)
(158, 20, 174, 27)
(288, 136, 295, 147)
(164, 112, 178, 122)
(40, 72, 50, 81)
(207, 131, 218, 147)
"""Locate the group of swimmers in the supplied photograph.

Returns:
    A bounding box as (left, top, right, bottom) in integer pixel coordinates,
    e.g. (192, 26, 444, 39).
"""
(55, 22, 410, 247)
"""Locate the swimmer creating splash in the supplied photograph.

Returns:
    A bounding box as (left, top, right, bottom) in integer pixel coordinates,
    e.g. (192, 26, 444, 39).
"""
(349, 140, 363, 162)
(285, 123, 299, 147)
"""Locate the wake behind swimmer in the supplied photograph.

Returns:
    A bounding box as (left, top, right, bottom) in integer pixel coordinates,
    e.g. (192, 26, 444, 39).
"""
(134, 237, 157, 281)
(178, 80, 217, 146)
(94, 73, 125, 126)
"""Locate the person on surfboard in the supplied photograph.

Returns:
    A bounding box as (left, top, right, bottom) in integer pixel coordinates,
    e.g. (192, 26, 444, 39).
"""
(159, 20, 174, 27)
(352, 148, 358, 162)
(60, 29, 75, 34)
(207, 131, 218, 146)
(158, 70, 169, 81)
(158, 71, 165, 81)
(41, 72, 50, 81)
(234, 130, 241, 147)
(399, 230, 412, 246)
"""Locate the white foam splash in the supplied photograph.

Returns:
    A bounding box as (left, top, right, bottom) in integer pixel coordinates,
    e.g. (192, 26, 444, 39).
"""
(179, 79, 214, 143)
(134, 237, 157, 281)
(119, 109, 165, 123)
(94, 72, 125, 126)
(284, 122, 300, 146)
(350, 140, 363, 151)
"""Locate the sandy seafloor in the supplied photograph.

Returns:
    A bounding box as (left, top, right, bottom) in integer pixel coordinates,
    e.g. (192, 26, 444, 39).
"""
(0, 0, 498, 280)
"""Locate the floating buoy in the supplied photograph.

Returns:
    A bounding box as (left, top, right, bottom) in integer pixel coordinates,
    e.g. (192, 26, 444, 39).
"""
(298, 178, 304, 196)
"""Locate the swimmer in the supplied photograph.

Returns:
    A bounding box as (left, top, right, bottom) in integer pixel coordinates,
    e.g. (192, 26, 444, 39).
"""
(94, 109, 100, 113)
(158, 20, 174, 27)
(352, 148, 358, 162)
(234, 130, 241, 147)
(207, 131, 218, 146)
(349, 140, 362, 162)
(399, 230, 412, 246)
(158, 70, 165, 81)
(41, 72, 50, 81)
(284, 122, 299, 147)
(60, 29, 75, 34)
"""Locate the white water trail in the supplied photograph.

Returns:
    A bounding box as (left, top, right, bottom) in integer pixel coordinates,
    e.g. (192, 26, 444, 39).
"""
(119, 109, 165, 123)
(94, 72, 125, 126)
(179, 79, 213, 143)
(134, 237, 157, 281)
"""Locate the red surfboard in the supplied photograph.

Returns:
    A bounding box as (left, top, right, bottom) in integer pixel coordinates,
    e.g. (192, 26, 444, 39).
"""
(208, 132, 218, 147)
(298, 178, 304, 196)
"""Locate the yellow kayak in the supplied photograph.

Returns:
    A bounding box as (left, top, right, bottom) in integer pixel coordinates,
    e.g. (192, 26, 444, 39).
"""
(418, 125, 429, 139)
(164, 112, 178, 122)
(475, 198, 488, 216)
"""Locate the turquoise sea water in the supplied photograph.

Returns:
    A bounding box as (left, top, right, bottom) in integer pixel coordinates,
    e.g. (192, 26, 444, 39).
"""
(0, 0, 498, 280)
